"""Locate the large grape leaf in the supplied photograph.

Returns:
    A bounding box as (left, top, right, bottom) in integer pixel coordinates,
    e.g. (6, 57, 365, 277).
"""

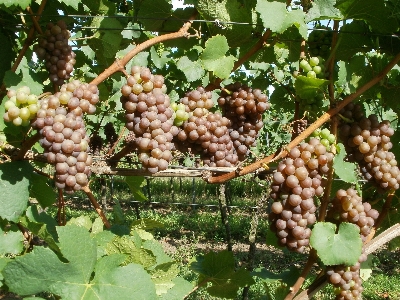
(294, 75, 329, 99)
(196, 0, 259, 47)
(200, 35, 237, 79)
(0, 161, 32, 222)
(310, 222, 362, 266)
(137, 0, 172, 32)
(29, 173, 57, 208)
(190, 250, 255, 299)
(0, 0, 31, 9)
(336, 0, 398, 33)
(159, 277, 193, 300)
(333, 143, 358, 183)
(256, 0, 307, 38)
(3, 225, 157, 299)
(0, 227, 24, 256)
(177, 56, 205, 82)
(306, 0, 343, 22)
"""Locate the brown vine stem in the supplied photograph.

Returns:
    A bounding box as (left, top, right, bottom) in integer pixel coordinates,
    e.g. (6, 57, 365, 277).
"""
(108, 143, 136, 164)
(293, 223, 400, 300)
(81, 185, 111, 229)
(27, 6, 43, 34)
(107, 127, 126, 156)
(14, 132, 41, 161)
(207, 51, 400, 183)
(284, 249, 317, 300)
(57, 189, 66, 226)
(90, 14, 197, 86)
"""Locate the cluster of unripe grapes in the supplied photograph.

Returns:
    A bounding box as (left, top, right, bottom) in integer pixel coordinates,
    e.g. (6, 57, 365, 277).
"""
(309, 127, 336, 150)
(326, 188, 379, 299)
(34, 20, 76, 86)
(3, 86, 39, 126)
(218, 82, 269, 160)
(269, 138, 334, 253)
(120, 66, 176, 173)
(31, 81, 99, 192)
(171, 103, 189, 126)
(298, 56, 325, 79)
(307, 26, 333, 59)
(176, 87, 238, 167)
(339, 103, 400, 191)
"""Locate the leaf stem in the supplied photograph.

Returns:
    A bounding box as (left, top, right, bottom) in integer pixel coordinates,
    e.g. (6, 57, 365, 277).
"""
(90, 14, 197, 86)
(81, 185, 111, 229)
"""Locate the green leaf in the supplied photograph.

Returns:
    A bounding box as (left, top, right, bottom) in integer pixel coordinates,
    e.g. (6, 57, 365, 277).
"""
(0, 0, 31, 9)
(91, 217, 105, 235)
(58, 0, 80, 10)
(143, 239, 172, 265)
(333, 143, 358, 183)
(150, 47, 170, 69)
(200, 35, 237, 79)
(190, 250, 255, 299)
(256, 1, 307, 37)
(294, 75, 329, 99)
(0, 227, 24, 256)
(310, 222, 362, 266)
(3, 225, 157, 299)
(159, 277, 193, 300)
(125, 176, 147, 201)
(131, 218, 165, 232)
(0, 257, 10, 285)
(0, 161, 32, 222)
(360, 254, 373, 281)
(106, 235, 157, 268)
(177, 56, 205, 82)
(196, 0, 259, 47)
(0, 32, 16, 85)
(306, 0, 343, 22)
(67, 215, 93, 230)
(336, 0, 398, 33)
(29, 173, 57, 208)
(252, 266, 300, 287)
(137, 0, 172, 32)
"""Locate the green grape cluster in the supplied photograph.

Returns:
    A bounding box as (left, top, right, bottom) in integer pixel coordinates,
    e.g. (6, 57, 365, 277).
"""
(309, 128, 336, 149)
(307, 26, 333, 59)
(298, 93, 326, 117)
(171, 102, 189, 126)
(299, 56, 325, 79)
(3, 86, 39, 126)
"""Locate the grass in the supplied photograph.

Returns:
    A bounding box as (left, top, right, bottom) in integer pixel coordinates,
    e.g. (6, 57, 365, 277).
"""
(56, 177, 400, 299)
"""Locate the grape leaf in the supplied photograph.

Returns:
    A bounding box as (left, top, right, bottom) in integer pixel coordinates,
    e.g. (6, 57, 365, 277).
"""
(177, 56, 205, 82)
(3, 225, 157, 299)
(256, 1, 307, 38)
(0, 161, 32, 222)
(196, 0, 258, 47)
(333, 143, 358, 183)
(67, 215, 93, 230)
(159, 277, 193, 300)
(294, 75, 329, 99)
(251, 266, 301, 287)
(190, 250, 255, 299)
(200, 35, 237, 79)
(150, 47, 170, 69)
(336, 0, 398, 33)
(137, 0, 172, 32)
(0, 227, 24, 256)
(58, 0, 81, 10)
(29, 173, 57, 208)
(125, 176, 147, 202)
(310, 222, 362, 266)
(306, 0, 343, 22)
(0, 0, 31, 9)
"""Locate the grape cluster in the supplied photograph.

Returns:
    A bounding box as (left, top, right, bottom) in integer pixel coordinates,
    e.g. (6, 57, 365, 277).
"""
(3, 86, 39, 126)
(120, 66, 176, 173)
(298, 56, 325, 79)
(269, 138, 335, 252)
(34, 21, 76, 86)
(326, 188, 379, 299)
(307, 26, 333, 59)
(292, 119, 307, 137)
(89, 134, 103, 155)
(218, 82, 269, 160)
(176, 88, 238, 167)
(31, 81, 99, 192)
(339, 103, 400, 191)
